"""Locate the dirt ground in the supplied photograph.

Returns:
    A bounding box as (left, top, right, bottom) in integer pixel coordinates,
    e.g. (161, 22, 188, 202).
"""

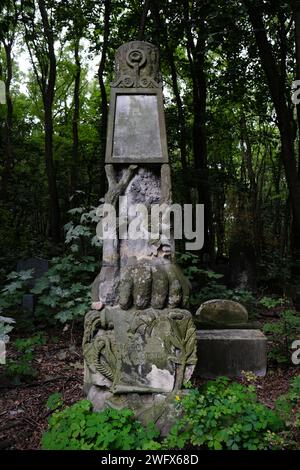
(0, 326, 84, 450)
(0, 324, 299, 450)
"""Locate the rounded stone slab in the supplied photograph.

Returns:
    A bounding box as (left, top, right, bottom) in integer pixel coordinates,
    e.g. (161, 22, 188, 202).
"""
(196, 299, 248, 324)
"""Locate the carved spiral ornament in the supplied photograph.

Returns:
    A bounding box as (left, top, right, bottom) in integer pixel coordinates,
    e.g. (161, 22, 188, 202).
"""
(126, 49, 146, 69)
(111, 41, 162, 88)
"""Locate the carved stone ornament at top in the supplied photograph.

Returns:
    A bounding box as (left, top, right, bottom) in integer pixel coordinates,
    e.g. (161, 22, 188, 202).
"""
(111, 41, 163, 88)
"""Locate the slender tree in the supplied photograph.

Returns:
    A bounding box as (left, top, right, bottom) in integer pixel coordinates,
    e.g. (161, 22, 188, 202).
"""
(0, 0, 20, 196)
(21, 0, 61, 242)
(243, 0, 300, 267)
(97, 0, 111, 198)
(182, 0, 214, 260)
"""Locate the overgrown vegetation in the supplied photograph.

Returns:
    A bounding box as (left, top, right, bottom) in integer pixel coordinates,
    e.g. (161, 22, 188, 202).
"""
(5, 332, 47, 381)
(177, 252, 256, 312)
(41, 400, 160, 450)
(164, 378, 283, 450)
(41, 377, 300, 451)
(31, 255, 96, 323)
(263, 311, 300, 364)
(272, 376, 300, 449)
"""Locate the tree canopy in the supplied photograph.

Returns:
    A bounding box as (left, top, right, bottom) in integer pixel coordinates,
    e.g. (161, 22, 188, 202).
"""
(1, 0, 300, 292)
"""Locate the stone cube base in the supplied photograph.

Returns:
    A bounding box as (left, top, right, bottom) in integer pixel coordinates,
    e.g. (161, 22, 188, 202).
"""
(194, 329, 267, 378)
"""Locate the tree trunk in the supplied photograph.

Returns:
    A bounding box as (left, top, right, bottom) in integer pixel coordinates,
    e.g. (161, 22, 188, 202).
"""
(44, 101, 60, 242)
(71, 37, 81, 195)
(137, 0, 150, 41)
(150, 1, 188, 172)
(295, 1, 300, 174)
(38, 0, 61, 242)
(97, 0, 111, 199)
(183, 0, 214, 261)
(1, 42, 13, 196)
(244, 2, 300, 251)
(240, 112, 260, 253)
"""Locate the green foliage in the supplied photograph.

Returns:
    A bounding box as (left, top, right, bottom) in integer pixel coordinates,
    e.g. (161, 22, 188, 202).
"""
(41, 400, 161, 450)
(0, 206, 99, 326)
(258, 252, 291, 290)
(0, 269, 33, 312)
(263, 310, 300, 364)
(5, 332, 46, 380)
(275, 375, 300, 424)
(64, 206, 102, 252)
(163, 378, 283, 450)
(191, 283, 256, 312)
(177, 252, 223, 281)
(269, 375, 300, 449)
(32, 254, 97, 323)
(46, 392, 64, 412)
(0, 315, 15, 343)
(176, 253, 256, 311)
(259, 296, 286, 310)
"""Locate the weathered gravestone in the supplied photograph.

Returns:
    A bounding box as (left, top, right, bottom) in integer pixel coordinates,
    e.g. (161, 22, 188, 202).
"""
(83, 41, 197, 432)
(194, 299, 267, 378)
(17, 257, 49, 313)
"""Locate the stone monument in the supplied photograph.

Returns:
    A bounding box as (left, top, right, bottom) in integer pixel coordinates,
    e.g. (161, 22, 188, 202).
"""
(83, 41, 197, 431)
(194, 299, 267, 378)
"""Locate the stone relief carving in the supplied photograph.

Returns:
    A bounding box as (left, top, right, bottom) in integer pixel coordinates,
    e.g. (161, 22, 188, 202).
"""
(111, 41, 163, 88)
(83, 307, 197, 396)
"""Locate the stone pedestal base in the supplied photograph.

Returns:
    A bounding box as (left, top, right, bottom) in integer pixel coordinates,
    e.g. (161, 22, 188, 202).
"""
(83, 307, 197, 434)
(194, 329, 267, 378)
(87, 386, 182, 436)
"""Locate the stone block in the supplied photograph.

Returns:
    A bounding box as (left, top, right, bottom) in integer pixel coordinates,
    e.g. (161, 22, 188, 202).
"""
(22, 294, 36, 313)
(194, 329, 267, 378)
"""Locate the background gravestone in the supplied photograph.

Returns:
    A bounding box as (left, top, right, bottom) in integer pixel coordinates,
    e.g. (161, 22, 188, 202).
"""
(17, 257, 49, 313)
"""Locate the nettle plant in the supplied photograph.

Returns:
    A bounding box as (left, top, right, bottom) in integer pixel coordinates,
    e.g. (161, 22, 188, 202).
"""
(41, 400, 161, 451)
(163, 377, 283, 450)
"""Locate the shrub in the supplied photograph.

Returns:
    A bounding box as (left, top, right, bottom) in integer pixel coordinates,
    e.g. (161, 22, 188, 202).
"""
(176, 252, 256, 312)
(259, 296, 287, 310)
(0, 269, 34, 313)
(41, 400, 161, 450)
(32, 254, 97, 323)
(163, 378, 283, 450)
(263, 310, 300, 364)
(0, 204, 101, 326)
(64, 205, 102, 254)
(46, 392, 64, 412)
(269, 375, 300, 449)
(5, 332, 47, 380)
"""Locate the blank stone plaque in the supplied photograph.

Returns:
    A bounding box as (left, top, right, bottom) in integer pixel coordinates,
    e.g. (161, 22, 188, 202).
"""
(106, 88, 168, 164)
(113, 95, 162, 161)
